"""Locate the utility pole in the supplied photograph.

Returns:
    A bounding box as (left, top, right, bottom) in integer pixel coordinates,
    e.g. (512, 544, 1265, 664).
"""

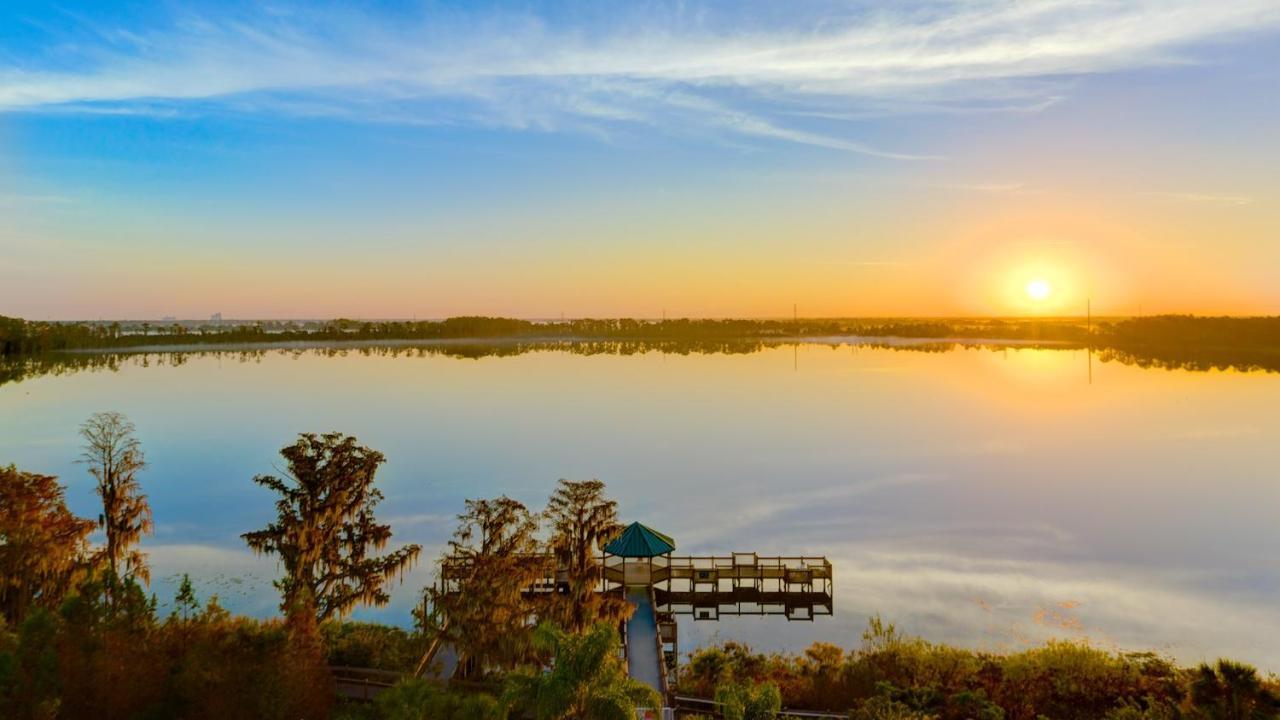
(793, 304, 799, 371)
(1086, 298, 1094, 385)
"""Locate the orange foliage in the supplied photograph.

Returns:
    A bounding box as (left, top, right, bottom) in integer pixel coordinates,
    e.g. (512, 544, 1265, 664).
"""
(0, 465, 96, 625)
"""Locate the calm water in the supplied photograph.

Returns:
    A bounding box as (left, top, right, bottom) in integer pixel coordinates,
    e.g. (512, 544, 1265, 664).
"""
(2, 342, 1277, 669)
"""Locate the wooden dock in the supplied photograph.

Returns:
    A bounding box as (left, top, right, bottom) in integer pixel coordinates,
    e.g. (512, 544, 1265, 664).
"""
(434, 523, 832, 696)
(441, 552, 833, 616)
(438, 550, 833, 690)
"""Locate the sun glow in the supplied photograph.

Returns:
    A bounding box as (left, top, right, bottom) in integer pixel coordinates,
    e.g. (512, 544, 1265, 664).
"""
(1026, 278, 1053, 301)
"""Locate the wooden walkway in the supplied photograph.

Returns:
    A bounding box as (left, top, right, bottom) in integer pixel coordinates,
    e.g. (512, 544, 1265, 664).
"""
(441, 552, 833, 615)
(437, 550, 833, 694)
(330, 665, 848, 718)
(624, 588, 668, 697)
(331, 666, 401, 701)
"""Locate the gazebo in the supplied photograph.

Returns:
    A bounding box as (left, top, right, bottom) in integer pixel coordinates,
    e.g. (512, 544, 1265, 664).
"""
(604, 522, 675, 586)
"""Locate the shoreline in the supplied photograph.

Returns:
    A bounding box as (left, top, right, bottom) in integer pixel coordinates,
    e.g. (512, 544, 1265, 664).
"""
(58, 334, 1080, 355)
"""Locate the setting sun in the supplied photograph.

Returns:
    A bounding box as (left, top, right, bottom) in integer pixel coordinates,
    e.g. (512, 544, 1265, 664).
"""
(1026, 279, 1053, 301)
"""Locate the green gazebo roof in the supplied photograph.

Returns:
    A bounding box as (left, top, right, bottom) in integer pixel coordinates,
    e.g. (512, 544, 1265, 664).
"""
(604, 522, 676, 557)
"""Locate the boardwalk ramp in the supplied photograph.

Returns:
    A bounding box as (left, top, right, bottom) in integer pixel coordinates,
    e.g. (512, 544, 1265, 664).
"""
(625, 587, 667, 697)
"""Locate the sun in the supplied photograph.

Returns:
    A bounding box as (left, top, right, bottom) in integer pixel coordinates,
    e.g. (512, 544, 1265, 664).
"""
(1025, 278, 1052, 301)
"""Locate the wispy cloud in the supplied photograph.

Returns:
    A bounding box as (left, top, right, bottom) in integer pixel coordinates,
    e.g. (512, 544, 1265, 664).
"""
(827, 260, 913, 267)
(1175, 425, 1260, 440)
(676, 472, 940, 546)
(0, 193, 76, 206)
(2, 1, 1278, 154)
(792, 548, 1280, 668)
(1007, 239, 1076, 247)
(1138, 191, 1257, 207)
(936, 182, 1026, 193)
(383, 511, 455, 528)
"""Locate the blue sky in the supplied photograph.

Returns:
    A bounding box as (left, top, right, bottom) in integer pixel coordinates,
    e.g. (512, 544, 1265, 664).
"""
(2, 1, 1279, 318)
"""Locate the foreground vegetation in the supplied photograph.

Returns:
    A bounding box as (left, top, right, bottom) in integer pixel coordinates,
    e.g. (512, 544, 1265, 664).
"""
(680, 619, 1280, 720)
(2, 416, 1277, 719)
(6, 595, 1277, 719)
(0, 579, 332, 719)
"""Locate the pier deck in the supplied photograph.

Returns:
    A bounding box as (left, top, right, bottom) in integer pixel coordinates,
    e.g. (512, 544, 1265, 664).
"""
(439, 552, 833, 617)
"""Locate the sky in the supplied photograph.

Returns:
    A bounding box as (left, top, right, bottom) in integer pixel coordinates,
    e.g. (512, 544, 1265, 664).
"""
(1, 0, 1278, 320)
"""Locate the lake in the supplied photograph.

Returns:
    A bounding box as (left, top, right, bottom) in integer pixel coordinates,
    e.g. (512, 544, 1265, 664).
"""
(1, 340, 1277, 670)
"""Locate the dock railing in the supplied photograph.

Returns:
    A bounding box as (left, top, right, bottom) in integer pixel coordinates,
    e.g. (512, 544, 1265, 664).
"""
(331, 666, 402, 701)
(439, 553, 831, 597)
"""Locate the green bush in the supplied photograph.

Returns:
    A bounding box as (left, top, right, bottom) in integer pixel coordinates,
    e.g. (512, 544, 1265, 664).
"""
(716, 680, 782, 720)
(372, 678, 503, 720)
(679, 617, 1280, 720)
(324, 621, 427, 672)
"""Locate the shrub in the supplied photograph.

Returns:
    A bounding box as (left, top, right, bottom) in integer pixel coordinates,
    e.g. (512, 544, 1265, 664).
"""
(324, 621, 427, 672)
(371, 677, 502, 720)
(678, 617, 1279, 720)
(716, 680, 783, 720)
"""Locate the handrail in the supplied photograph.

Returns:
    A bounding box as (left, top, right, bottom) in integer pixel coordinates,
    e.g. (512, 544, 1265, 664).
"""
(330, 665, 403, 683)
(330, 665, 402, 701)
(440, 554, 831, 575)
(412, 617, 448, 678)
(650, 587, 671, 700)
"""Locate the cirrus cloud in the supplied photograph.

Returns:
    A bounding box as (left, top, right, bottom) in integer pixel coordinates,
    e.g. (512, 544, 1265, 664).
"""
(2, 1, 1279, 156)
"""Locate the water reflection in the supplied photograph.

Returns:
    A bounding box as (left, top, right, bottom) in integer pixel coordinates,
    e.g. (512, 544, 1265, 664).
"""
(3, 336, 1278, 390)
(0, 341, 1277, 671)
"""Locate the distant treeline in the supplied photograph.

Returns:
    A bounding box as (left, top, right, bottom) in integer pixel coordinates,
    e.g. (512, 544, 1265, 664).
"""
(1101, 315, 1280, 350)
(6, 313, 1280, 357)
(1, 314, 1081, 355)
